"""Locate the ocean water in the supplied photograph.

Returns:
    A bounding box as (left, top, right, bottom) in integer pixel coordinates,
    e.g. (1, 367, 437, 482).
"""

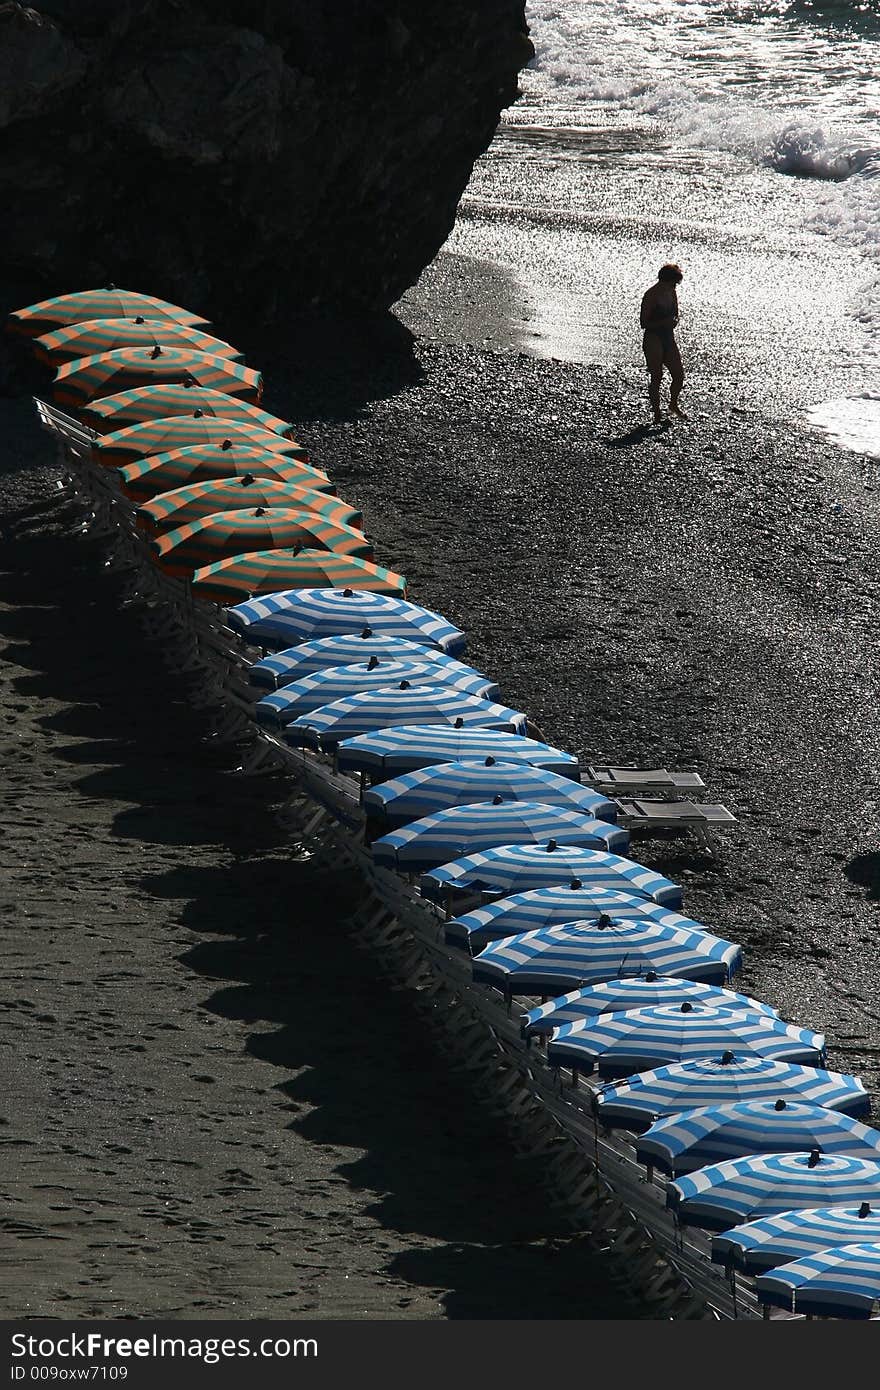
(426, 0, 880, 455)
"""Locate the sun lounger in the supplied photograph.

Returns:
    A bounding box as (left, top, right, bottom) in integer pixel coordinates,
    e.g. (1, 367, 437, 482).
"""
(613, 798, 737, 853)
(586, 766, 705, 794)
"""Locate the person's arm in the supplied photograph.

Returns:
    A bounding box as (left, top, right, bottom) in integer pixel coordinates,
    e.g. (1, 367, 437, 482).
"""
(639, 288, 655, 330)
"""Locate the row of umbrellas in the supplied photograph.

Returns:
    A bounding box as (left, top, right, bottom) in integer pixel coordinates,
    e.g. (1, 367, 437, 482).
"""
(14, 286, 879, 1319)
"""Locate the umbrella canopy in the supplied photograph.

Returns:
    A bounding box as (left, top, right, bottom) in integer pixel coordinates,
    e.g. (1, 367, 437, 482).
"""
(34, 318, 241, 365)
(286, 687, 527, 752)
(249, 633, 454, 689)
(638, 1101, 880, 1178)
(446, 885, 697, 952)
(53, 347, 262, 407)
(7, 287, 209, 336)
(136, 478, 361, 536)
(225, 588, 467, 656)
(712, 1203, 880, 1273)
(548, 1005, 826, 1079)
(521, 977, 778, 1039)
(756, 1242, 880, 1319)
(471, 918, 742, 994)
(596, 1057, 870, 1132)
(668, 1152, 880, 1231)
(94, 416, 308, 465)
(372, 804, 629, 875)
(336, 726, 580, 780)
(256, 661, 496, 727)
(365, 761, 618, 830)
(192, 551, 406, 604)
(119, 448, 332, 503)
(419, 842, 680, 907)
(153, 509, 372, 578)
(81, 384, 295, 438)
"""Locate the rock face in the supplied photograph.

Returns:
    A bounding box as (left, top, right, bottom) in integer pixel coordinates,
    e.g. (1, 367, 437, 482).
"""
(0, 0, 533, 338)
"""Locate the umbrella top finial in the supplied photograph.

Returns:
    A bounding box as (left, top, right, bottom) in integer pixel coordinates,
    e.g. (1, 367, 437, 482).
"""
(221, 438, 233, 451)
(193, 408, 204, 418)
(106, 282, 116, 290)
(135, 315, 145, 324)
(399, 680, 411, 689)
(644, 970, 658, 982)
(183, 374, 195, 386)
(454, 717, 464, 728)
(343, 588, 354, 597)
(150, 345, 162, 359)
(546, 838, 558, 852)
(807, 1148, 822, 1168)
(680, 1001, 694, 1013)
(484, 756, 496, 766)
(774, 1098, 787, 1110)
(367, 655, 379, 670)
(720, 1050, 735, 1065)
(596, 913, 612, 930)
(254, 507, 266, 517)
(859, 1201, 872, 1217)
(242, 473, 256, 486)
(569, 877, 582, 890)
(492, 794, 504, 805)
(360, 625, 373, 637)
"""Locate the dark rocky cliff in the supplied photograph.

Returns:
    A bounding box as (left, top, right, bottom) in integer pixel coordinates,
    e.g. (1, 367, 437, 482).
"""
(1, 0, 533, 343)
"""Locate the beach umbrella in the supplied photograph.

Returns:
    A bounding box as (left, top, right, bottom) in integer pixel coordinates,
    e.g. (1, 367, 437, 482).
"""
(153, 509, 372, 578)
(192, 551, 406, 604)
(756, 1242, 880, 1318)
(471, 918, 742, 995)
(119, 448, 333, 503)
(638, 1101, 880, 1178)
(81, 384, 296, 438)
(712, 1203, 880, 1273)
(94, 416, 308, 466)
(53, 347, 263, 407)
(446, 886, 697, 952)
(668, 1152, 880, 1231)
(136, 478, 361, 536)
(419, 842, 680, 907)
(547, 1005, 826, 1080)
(286, 686, 527, 752)
(336, 725, 580, 780)
(225, 588, 467, 656)
(596, 1057, 871, 1133)
(249, 634, 489, 692)
(7, 287, 210, 336)
(521, 977, 779, 1039)
(256, 661, 496, 727)
(34, 318, 242, 365)
(372, 804, 629, 875)
(364, 761, 617, 830)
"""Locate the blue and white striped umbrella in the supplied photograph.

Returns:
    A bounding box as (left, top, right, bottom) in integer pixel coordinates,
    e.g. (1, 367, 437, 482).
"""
(596, 1057, 870, 1131)
(522, 978, 778, 1039)
(669, 1152, 880, 1231)
(638, 1101, 880, 1178)
(471, 918, 742, 994)
(226, 588, 467, 655)
(364, 761, 618, 829)
(372, 805, 629, 874)
(420, 842, 682, 908)
(256, 661, 497, 726)
(548, 1006, 825, 1079)
(712, 1203, 880, 1273)
(445, 884, 700, 952)
(756, 1242, 880, 1318)
(249, 634, 495, 692)
(336, 726, 581, 780)
(285, 686, 529, 751)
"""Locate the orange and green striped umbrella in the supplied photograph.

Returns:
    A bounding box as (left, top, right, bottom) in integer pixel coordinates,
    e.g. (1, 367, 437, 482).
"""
(136, 477, 363, 535)
(118, 445, 333, 503)
(94, 416, 309, 466)
(191, 550, 407, 604)
(81, 385, 296, 439)
(34, 318, 243, 365)
(7, 287, 210, 337)
(53, 347, 262, 407)
(153, 508, 373, 578)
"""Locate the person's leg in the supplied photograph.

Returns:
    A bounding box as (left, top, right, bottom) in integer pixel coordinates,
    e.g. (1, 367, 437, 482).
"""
(666, 340, 686, 416)
(643, 333, 664, 423)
